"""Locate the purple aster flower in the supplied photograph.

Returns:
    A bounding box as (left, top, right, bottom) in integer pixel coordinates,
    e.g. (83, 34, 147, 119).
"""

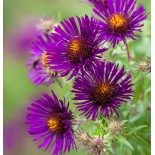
(47, 15, 108, 80)
(72, 61, 134, 120)
(91, 0, 147, 47)
(26, 91, 76, 155)
(27, 34, 59, 86)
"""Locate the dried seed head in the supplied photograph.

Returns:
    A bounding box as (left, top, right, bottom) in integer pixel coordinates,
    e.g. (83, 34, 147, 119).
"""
(75, 129, 106, 155)
(36, 16, 58, 33)
(90, 136, 105, 155)
(75, 129, 90, 148)
(136, 57, 151, 73)
(108, 119, 126, 134)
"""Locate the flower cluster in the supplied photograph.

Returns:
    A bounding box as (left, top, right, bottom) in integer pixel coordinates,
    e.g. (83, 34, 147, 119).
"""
(24, 0, 148, 154)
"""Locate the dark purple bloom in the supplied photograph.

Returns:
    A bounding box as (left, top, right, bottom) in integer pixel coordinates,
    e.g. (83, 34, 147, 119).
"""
(72, 61, 134, 120)
(27, 34, 59, 86)
(91, 0, 147, 47)
(26, 91, 76, 155)
(47, 15, 108, 80)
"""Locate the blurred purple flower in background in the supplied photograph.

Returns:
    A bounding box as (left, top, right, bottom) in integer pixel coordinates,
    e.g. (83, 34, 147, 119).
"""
(26, 91, 76, 155)
(4, 16, 58, 59)
(3, 108, 27, 155)
(72, 61, 134, 120)
(5, 17, 40, 56)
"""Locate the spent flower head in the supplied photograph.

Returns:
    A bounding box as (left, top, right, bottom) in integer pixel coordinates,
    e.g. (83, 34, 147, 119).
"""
(75, 129, 106, 155)
(136, 57, 151, 73)
(108, 119, 127, 135)
(36, 16, 58, 33)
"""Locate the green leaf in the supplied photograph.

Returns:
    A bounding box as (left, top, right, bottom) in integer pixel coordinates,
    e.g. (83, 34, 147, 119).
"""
(118, 136, 134, 151)
(119, 143, 123, 154)
(133, 134, 150, 149)
(96, 124, 103, 137)
(124, 111, 130, 120)
(106, 147, 114, 154)
(89, 130, 99, 137)
(127, 125, 147, 135)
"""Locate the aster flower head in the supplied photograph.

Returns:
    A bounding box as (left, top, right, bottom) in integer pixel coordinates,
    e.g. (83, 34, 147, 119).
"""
(91, 0, 147, 47)
(47, 15, 108, 80)
(27, 34, 59, 86)
(72, 61, 134, 120)
(26, 91, 76, 155)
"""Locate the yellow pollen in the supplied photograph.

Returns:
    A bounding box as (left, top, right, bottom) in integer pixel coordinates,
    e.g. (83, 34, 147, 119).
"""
(109, 14, 126, 28)
(99, 83, 110, 94)
(69, 40, 81, 53)
(42, 52, 48, 67)
(47, 119, 59, 132)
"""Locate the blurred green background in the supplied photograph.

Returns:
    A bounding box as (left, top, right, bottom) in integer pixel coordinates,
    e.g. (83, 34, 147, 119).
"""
(3, 0, 151, 155)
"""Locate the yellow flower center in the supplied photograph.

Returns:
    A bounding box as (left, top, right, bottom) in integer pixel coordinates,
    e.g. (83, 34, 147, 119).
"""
(109, 14, 126, 28)
(99, 83, 111, 94)
(47, 118, 60, 132)
(91, 81, 117, 105)
(66, 37, 91, 62)
(42, 52, 48, 67)
(109, 13, 129, 34)
(68, 39, 81, 53)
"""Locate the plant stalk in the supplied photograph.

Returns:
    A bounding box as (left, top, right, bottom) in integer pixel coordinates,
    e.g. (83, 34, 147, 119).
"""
(124, 39, 131, 62)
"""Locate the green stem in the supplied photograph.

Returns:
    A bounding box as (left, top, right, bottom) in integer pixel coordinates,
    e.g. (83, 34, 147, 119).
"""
(124, 39, 131, 62)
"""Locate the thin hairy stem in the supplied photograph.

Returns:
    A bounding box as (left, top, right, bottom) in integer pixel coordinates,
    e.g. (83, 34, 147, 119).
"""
(124, 39, 131, 62)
